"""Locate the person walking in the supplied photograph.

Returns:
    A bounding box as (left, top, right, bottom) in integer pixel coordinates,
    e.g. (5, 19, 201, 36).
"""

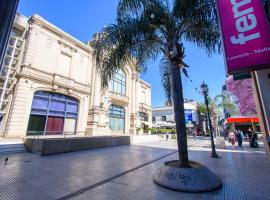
(249, 129, 259, 148)
(165, 132, 169, 141)
(229, 131, 236, 148)
(237, 130, 243, 147)
(247, 128, 253, 141)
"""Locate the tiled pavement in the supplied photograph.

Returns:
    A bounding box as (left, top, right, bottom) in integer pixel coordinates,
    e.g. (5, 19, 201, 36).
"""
(0, 137, 269, 200)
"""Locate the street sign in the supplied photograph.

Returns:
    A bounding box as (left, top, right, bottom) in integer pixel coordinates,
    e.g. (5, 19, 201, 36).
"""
(185, 109, 192, 124)
(216, 0, 270, 74)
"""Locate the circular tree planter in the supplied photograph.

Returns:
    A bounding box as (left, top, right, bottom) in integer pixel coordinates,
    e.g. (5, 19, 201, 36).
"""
(153, 160, 222, 192)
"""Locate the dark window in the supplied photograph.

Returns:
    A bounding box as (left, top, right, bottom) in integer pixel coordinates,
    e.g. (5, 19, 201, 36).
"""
(162, 116, 166, 121)
(27, 115, 46, 135)
(139, 112, 148, 121)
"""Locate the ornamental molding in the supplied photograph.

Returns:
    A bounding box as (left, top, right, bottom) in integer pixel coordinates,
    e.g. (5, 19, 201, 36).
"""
(58, 40, 78, 54)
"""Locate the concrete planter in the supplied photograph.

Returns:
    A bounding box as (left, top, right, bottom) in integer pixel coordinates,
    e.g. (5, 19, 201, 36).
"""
(24, 136, 130, 156)
(154, 160, 222, 192)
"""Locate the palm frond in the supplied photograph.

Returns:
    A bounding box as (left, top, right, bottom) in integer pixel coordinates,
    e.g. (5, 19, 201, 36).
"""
(92, 17, 162, 88)
(173, 0, 221, 54)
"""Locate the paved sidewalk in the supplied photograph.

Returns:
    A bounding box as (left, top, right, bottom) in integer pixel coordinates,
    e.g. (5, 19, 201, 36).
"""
(0, 138, 269, 200)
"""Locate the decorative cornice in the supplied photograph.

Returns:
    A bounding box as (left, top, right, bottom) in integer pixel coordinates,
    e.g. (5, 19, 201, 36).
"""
(28, 14, 92, 53)
(17, 65, 91, 94)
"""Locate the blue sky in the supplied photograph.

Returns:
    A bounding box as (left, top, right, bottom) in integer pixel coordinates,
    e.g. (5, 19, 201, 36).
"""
(18, 0, 226, 107)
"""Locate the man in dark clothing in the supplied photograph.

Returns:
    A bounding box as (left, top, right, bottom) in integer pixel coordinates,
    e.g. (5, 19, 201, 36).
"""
(248, 128, 259, 148)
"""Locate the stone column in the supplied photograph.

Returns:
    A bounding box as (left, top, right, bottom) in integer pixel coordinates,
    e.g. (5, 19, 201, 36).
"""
(129, 73, 137, 135)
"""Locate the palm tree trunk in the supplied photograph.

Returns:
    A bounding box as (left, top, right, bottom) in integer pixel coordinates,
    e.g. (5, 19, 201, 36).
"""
(170, 61, 190, 168)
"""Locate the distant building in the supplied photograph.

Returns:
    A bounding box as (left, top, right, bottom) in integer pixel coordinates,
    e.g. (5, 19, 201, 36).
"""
(0, 13, 152, 138)
(152, 102, 199, 133)
(222, 76, 260, 133)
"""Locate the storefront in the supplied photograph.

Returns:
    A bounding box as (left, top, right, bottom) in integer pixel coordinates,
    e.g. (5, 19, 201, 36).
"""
(226, 117, 261, 133)
(27, 91, 79, 135)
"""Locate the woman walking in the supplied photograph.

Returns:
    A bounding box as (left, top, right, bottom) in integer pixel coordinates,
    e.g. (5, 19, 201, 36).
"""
(229, 131, 236, 148)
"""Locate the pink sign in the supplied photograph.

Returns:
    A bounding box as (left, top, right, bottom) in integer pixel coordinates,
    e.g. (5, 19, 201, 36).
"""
(216, 0, 270, 74)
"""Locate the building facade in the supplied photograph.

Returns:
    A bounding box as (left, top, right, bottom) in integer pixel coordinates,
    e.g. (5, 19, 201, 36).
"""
(152, 102, 199, 133)
(222, 76, 260, 133)
(0, 14, 152, 138)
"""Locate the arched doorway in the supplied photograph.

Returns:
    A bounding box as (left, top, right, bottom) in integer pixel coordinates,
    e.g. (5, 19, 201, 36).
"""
(27, 91, 79, 136)
(109, 104, 125, 134)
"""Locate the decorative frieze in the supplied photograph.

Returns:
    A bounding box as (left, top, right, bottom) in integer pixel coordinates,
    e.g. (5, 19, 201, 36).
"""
(18, 65, 91, 94)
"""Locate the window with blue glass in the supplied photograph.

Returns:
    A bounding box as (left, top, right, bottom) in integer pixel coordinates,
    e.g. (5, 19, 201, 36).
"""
(109, 69, 126, 95)
(27, 91, 79, 135)
(109, 104, 125, 133)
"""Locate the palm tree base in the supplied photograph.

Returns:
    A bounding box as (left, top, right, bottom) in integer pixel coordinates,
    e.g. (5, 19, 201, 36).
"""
(153, 160, 222, 192)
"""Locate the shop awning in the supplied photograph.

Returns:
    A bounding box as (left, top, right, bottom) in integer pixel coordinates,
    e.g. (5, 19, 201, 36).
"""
(153, 122, 175, 128)
(226, 117, 259, 124)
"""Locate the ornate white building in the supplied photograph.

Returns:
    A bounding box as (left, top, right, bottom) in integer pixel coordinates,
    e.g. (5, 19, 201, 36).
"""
(0, 13, 152, 138)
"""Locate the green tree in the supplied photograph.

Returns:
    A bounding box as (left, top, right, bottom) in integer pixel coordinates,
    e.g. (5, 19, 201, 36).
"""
(213, 94, 236, 113)
(92, 0, 220, 167)
(198, 95, 236, 134)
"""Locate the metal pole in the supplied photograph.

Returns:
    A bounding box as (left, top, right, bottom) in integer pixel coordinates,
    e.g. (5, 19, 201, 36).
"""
(204, 94, 219, 158)
(0, 0, 19, 72)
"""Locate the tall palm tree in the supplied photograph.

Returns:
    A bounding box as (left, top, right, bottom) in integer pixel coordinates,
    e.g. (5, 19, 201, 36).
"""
(93, 0, 220, 168)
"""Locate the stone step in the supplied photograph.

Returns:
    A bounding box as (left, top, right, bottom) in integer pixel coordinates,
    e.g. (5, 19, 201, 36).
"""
(0, 143, 26, 155)
(0, 144, 24, 149)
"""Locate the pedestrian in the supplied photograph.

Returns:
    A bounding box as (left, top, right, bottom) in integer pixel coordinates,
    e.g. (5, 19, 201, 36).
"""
(247, 128, 253, 141)
(237, 130, 243, 147)
(249, 128, 259, 148)
(229, 131, 236, 148)
(165, 132, 169, 141)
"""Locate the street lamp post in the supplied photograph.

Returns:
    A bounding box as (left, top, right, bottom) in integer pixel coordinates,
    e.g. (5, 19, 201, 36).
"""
(201, 81, 219, 158)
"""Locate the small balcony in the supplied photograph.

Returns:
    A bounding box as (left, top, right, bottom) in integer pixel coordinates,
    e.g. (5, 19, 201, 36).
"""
(139, 103, 151, 112)
(108, 91, 129, 106)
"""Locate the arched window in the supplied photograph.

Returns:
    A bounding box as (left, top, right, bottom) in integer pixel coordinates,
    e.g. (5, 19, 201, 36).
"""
(27, 91, 79, 135)
(109, 69, 126, 95)
(109, 104, 125, 132)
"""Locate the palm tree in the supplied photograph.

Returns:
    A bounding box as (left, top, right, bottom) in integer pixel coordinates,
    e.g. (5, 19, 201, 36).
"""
(93, 0, 220, 168)
(198, 95, 236, 134)
(214, 95, 236, 114)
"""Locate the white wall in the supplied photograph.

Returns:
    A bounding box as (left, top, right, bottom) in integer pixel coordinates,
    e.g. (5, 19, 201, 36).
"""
(24, 16, 92, 86)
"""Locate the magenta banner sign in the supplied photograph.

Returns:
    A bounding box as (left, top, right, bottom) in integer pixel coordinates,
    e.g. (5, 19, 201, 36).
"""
(216, 0, 270, 74)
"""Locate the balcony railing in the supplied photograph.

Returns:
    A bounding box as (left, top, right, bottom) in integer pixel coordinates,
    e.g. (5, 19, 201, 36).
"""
(108, 91, 129, 105)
